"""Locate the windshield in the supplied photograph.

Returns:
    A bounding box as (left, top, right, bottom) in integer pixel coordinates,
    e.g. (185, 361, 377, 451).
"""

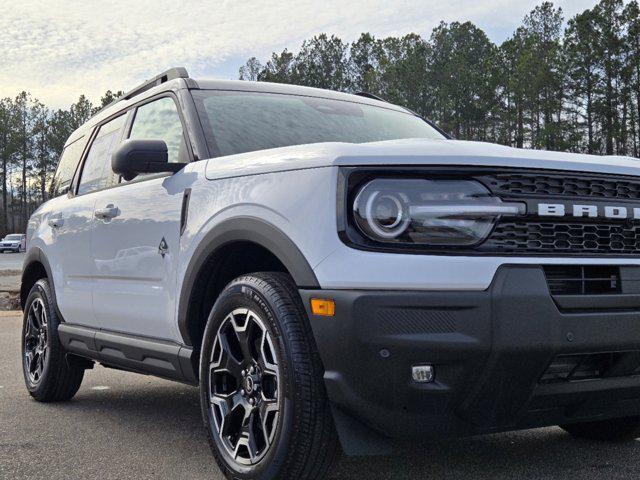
(4, 235, 21, 241)
(193, 90, 444, 157)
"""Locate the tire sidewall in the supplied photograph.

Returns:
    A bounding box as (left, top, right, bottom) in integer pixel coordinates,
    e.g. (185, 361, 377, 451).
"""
(21, 279, 58, 396)
(200, 280, 296, 480)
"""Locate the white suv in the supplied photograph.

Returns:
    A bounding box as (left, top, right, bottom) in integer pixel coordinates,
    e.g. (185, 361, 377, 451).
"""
(21, 68, 640, 480)
(1, 233, 25, 253)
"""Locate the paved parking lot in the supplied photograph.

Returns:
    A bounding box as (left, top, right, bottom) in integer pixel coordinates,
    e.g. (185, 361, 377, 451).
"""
(0, 252, 23, 294)
(1, 314, 640, 479)
(0, 252, 24, 273)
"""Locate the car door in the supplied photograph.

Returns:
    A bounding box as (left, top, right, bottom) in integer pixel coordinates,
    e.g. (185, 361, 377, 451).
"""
(89, 95, 192, 341)
(44, 134, 95, 326)
(64, 113, 130, 328)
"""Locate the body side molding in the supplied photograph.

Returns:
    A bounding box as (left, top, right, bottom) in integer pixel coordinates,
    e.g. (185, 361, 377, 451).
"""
(58, 324, 197, 385)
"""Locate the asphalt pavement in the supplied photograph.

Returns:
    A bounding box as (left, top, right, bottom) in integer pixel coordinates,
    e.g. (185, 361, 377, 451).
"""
(1, 314, 640, 479)
(0, 252, 23, 295)
(0, 252, 24, 273)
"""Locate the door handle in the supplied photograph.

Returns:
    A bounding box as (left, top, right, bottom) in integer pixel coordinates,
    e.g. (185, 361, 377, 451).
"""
(48, 215, 64, 228)
(95, 204, 119, 220)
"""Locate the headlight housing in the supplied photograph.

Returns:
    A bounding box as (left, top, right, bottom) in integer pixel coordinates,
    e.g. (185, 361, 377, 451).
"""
(350, 177, 525, 248)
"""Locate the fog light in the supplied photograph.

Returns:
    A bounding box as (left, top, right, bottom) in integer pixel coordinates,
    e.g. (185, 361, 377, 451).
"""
(411, 365, 434, 383)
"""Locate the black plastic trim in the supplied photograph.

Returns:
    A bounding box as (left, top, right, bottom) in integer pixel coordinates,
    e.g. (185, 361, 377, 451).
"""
(301, 264, 640, 445)
(177, 216, 319, 346)
(58, 324, 197, 385)
(21, 247, 56, 310)
(180, 188, 191, 236)
(553, 294, 640, 311)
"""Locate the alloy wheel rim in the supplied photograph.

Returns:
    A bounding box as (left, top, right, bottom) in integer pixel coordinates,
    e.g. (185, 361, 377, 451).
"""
(208, 308, 281, 466)
(24, 297, 48, 385)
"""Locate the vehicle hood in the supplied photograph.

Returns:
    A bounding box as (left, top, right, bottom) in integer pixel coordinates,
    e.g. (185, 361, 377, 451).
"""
(204, 138, 640, 180)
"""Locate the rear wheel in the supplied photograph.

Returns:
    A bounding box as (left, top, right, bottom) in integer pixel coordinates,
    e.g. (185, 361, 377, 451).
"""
(22, 278, 85, 402)
(200, 272, 339, 480)
(561, 417, 640, 441)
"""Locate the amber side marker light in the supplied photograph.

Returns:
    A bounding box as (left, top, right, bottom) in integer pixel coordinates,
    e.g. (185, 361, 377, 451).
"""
(310, 298, 335, 316)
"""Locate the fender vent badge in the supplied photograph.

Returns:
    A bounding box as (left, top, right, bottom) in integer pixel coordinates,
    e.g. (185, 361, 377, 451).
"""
(158, 237, 168, 258)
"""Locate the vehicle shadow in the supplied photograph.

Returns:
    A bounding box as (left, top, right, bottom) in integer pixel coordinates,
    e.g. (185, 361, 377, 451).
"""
(46, 377, 640, 480)
(332, 430, 640, 479)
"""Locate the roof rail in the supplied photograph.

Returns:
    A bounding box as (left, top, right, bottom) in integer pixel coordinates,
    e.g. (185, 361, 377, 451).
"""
(122, 67, 190, 100)
(90, 67, 190, 119)
(354, 91, 387, 102)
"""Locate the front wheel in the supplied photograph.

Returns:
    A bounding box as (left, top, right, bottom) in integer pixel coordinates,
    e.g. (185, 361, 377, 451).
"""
(200, 272, 339, 480)
(561, 417, 640, 441)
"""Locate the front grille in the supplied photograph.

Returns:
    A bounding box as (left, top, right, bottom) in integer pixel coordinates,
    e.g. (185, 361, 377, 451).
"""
(476, 170, 640, 256)
(484, 221, 640, 255)
(484, 173, 640, 200)
(543, 265, 620, 295)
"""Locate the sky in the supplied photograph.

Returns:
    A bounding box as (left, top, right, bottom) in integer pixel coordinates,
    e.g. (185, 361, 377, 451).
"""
(0, 0, 597, 109)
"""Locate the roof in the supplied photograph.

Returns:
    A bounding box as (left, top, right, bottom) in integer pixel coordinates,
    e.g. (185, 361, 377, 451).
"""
(193, 79, 404, 111)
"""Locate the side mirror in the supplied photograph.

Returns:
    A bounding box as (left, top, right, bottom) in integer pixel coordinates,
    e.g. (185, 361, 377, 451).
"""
(112, 139, 185, 181)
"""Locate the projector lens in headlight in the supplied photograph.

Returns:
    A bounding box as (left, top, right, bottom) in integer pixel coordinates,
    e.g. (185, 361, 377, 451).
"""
(352, 178, 525, 246)
(363, 191, 410, 238)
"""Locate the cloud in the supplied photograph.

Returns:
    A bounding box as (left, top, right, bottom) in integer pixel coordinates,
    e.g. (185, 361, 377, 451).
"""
(0, 0, 596, 108)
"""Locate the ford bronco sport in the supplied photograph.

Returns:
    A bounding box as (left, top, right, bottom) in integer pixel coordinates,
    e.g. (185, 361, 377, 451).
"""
(21, 67, 640, 480)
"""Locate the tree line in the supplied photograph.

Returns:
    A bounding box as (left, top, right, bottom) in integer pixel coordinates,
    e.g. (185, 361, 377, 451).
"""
(0, 90, 122, 235)
(241, 0, 640, 157)
(0, 0, 636, 236)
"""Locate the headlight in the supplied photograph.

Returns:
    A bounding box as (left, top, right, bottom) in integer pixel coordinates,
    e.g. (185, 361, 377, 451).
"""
(352, 178, 525, 247)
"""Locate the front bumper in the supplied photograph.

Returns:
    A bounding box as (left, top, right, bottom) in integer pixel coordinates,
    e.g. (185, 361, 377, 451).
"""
(300, 265, 640, 443)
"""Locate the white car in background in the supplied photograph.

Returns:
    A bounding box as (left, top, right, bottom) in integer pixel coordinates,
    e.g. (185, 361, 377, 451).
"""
(0, 233, 25, 253)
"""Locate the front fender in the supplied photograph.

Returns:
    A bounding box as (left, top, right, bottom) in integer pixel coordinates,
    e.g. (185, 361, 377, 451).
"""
(177, 216, 320, 346)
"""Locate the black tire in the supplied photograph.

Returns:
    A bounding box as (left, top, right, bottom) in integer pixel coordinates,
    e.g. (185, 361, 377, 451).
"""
(200, 272, 339, 480)
(21, 278, 85, 402)
(561, 417, 640, 441)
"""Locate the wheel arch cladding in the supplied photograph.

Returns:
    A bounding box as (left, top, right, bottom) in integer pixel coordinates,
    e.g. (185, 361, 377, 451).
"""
(177, 217, 320, 349)
(21, 248, 54, 310)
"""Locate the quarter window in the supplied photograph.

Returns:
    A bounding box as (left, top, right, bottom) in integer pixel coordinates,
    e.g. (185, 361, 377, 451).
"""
(78, 114, 127, 195)
(50, 135, 89, 197)
(128, 97, 188, 164)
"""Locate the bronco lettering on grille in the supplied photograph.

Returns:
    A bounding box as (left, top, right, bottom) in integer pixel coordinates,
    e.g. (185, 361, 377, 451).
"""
(538, 203, 640, 219)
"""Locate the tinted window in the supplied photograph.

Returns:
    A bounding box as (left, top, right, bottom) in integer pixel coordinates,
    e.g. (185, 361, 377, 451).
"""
(50, 136, 88, 197)
(78, 114, 127, 195)
(193, 91, 444, 157)
(129, 97, 187, 164)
